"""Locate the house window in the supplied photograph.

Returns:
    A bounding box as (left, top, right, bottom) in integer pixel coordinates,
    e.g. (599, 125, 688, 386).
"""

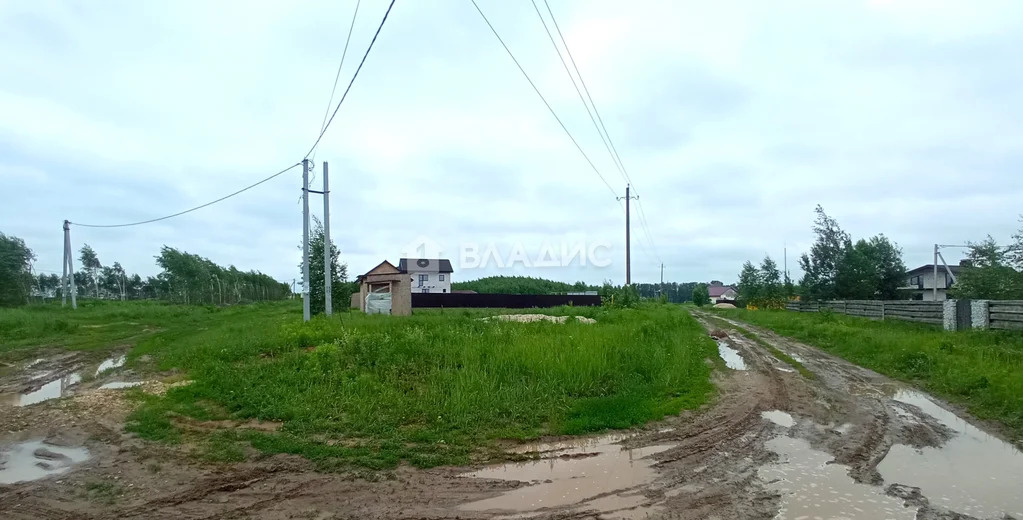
(442, 289, 447, 293)
(421, 288, 429, 293)
(439, 274, 445, 281)
(418, 274, 428, 286)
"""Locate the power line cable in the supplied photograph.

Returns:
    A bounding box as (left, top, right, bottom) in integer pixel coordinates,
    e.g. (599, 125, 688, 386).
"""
(470, 0, 617, 198)
(529, 0, 625, 185)
(71, 163, 302, 228)
(304, 0, 396, 160)
(542, 0, 631, 186)
(542, 0, 661, 263)
(319, 0, 362, 136)
(311, 0, 362, 165)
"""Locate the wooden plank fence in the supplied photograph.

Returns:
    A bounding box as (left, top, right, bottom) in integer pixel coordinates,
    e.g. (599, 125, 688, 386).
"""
(988, 300, 1023, 330)
(785, 300, 944, 325)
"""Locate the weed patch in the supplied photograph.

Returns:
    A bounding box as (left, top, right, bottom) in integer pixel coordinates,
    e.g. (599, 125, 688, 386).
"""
(108, 301, 716, 468)
(713, 308, 1023, 437)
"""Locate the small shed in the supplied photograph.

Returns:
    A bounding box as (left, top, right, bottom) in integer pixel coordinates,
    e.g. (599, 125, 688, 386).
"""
(355, 260, 411, 316)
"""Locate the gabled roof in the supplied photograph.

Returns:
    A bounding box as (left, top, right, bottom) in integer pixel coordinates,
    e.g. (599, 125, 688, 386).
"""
(708, 285, 737, 298)
(357, 260, 400, 281)
(398, 258, 454, 273)
(906, 264, 961, 276)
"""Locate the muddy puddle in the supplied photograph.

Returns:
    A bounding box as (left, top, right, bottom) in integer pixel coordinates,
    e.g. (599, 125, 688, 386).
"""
(761, 435, 916, 519)
(3, 373, 82, 407)
(0, 439, 90, 484)
(1, 354, 128, 407)
(762, 410, 795, 428)
(716, 341, 747, 370)
(759, 410, 914, 519)
(878, 390, 1023, 518)
(459, 434, 675, 518)
(95, 355, 126, 375)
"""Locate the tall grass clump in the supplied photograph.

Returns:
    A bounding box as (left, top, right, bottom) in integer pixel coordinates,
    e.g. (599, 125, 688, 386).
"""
(127, 303, 717, 468)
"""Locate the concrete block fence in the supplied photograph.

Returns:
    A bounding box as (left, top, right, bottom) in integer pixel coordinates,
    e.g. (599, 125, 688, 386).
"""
(785, 299, 1023, 331)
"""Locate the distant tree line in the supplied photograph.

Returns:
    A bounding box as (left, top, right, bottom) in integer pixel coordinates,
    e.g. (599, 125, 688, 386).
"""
(633, 282, 699, 303)
(0, 230, 289, 307)
(452, 275, 596, 295)
(951, 217, 1023, 300)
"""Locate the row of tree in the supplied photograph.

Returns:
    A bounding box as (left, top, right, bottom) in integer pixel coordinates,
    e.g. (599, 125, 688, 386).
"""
(736, 256, 797, 308)
(797, 206, 907, 301)
(0, 230, 291, 307)
(951, 218, 1023, 300)
(729, 206, 907, 306)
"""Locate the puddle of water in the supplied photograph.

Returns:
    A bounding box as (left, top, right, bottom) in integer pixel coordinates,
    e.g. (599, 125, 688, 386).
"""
(716, 341, 747, 370)
(95, 355, 126, 375)
(776, 366, 795, 373)
(760, 436, 916, 519)
(762, 410, 795, 428)
(0, 439, 90, 484)
(878, 390, 1023, 518)
(8, 373, 82, 407)
(459, 434, 675, 514)
(98, 381, 143, 390)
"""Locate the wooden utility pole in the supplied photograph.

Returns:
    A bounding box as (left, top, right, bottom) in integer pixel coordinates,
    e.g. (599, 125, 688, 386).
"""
(302, 159, 311, 322)
(322, 161, 332, 316)
(617, 185, 639, 285)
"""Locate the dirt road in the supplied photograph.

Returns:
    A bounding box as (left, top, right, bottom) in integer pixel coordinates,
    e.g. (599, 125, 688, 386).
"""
(2, 313, 1023, 519)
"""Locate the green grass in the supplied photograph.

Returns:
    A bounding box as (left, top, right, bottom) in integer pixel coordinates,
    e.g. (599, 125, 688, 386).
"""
(712, 308, 1023, 437)
(0, 299, 247, 362)
(700, 314, 815, 379)
(2, 300, 717, 470)
(83, 480, 123, 505)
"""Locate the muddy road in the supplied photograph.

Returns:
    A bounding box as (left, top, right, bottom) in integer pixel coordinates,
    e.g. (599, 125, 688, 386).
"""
(3, 314, 1023, 519)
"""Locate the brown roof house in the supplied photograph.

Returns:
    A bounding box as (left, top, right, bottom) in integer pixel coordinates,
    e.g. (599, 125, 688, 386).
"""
(353, 260, 412, 316)
(708, 281, 738, 303)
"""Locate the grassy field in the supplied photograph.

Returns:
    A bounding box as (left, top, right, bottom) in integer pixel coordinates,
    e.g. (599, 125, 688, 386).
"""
(2, 301, 718, 469)
(713, 308, 1023, 437)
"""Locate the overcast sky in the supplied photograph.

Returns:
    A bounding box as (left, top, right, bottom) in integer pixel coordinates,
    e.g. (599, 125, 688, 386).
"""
(2, 0, 1021, 286)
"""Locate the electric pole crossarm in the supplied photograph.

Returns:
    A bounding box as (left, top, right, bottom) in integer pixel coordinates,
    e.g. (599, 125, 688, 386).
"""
(616, 185, 639, 285)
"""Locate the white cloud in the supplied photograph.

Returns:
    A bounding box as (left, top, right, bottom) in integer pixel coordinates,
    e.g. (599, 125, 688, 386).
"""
(1, 0, 1021, 286)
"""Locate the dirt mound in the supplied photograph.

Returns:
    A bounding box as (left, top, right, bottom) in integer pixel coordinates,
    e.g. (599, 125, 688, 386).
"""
(713, 303, 737, 309)
(486, 314, 596, 324)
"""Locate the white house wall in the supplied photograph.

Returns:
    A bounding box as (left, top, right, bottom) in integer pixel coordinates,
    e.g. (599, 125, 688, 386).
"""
(408, 271, 452, 294)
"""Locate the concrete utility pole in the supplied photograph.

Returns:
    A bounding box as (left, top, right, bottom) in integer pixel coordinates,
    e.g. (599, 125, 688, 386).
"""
(61, 220, 77, 309)
(322, 161, 332, 316)
(660, 263, 664, 284)
(933, 244, 939, 301)
(617, 185, 639, 285)
(302, 159, 311, 322)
